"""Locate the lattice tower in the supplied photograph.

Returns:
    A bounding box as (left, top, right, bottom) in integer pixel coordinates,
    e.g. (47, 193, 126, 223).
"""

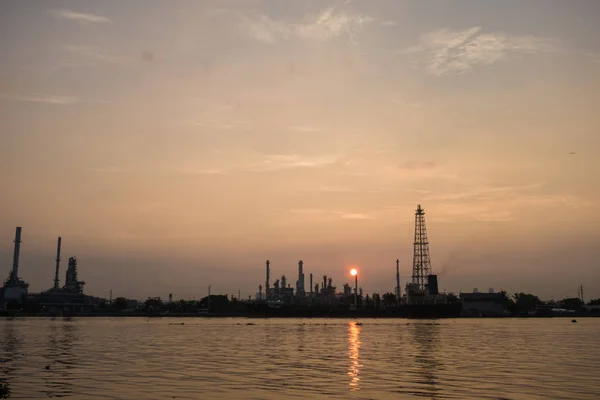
(412, 205, 432, 290)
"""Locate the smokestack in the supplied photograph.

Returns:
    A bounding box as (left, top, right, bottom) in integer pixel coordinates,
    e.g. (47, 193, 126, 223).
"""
(11, 227, 22, 283)
(53, 237, 62, 290)
(265, 260, 270, 300)
(310, 273, 313, 295)
(396, 259, 401, 304)
(297, 260, 305, 296)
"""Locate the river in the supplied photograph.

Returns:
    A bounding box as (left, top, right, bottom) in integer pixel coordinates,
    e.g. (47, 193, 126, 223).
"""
(0, 317, 598, 399)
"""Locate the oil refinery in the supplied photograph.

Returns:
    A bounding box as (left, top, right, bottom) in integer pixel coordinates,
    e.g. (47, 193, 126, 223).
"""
(0, 204, 538, 318)
(1, 228, 100, 314)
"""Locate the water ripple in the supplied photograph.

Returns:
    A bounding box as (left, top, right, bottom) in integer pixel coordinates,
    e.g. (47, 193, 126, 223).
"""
(0, 318, 599, 399)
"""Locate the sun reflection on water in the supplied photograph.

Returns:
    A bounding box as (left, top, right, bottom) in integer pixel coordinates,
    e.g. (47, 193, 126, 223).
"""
(347, 321, 361, 391)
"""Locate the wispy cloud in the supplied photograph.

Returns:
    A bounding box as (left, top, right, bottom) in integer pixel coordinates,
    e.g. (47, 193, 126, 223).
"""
(153, 153, 341, 176)
(289, 209, 375, 220)
(391, 99, 423, 108)
(473, 211, 515, 222)
(239, 7, 373, 45)
(423, 184, 541, 202)
(287, 125, 323, 133)
(314, 186, 356, 193)
(587, 53, 600, 64)
(294, 185, 357, 193)
(190, 119, 250, 131)
(380, 21, 397, 27)
(399, 161, 437, 170)
(88, 166, 229, 175)
(52, 10, 111, 24)
(88, 167, 133, 173)
(289, 209, 327, 215)
(400, 27, 555, 76)
(256, 154, 339, 171)
(64, 45, 127, 64)
(182, 168, 228, 175)
(425, 184, 594, 223)
(0, 93, 78, 105)
(335, 212, 375, 220)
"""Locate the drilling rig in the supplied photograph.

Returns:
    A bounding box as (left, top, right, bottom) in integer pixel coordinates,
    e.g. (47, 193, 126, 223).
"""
(402, 205, 462, 317)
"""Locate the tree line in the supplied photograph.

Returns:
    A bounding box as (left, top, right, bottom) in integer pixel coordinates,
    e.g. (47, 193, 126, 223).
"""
(106, 292, 600, 314)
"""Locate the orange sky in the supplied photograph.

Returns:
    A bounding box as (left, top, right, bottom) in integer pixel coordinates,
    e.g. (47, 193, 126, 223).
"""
(1, 1, 599, 300)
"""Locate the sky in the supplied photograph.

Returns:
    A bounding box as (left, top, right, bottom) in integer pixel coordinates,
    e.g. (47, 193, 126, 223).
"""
(1, 0, 599, 301)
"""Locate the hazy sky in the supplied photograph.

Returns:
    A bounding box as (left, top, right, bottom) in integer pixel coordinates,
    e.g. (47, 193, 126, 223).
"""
(1, 0, 599, 301)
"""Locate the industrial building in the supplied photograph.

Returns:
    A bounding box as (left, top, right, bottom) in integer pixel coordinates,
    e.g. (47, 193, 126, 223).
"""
(460, 290, 507, 316)
(1, 227, 29, 310)
(1, 228, 99, 313)
(259, 259, 352, 306)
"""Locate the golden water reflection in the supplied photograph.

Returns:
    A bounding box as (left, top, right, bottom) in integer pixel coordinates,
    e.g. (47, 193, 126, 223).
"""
(347, 321, 361, 391)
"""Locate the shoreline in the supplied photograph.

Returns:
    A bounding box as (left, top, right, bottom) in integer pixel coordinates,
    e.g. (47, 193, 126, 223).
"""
(1, 312, 597, 319)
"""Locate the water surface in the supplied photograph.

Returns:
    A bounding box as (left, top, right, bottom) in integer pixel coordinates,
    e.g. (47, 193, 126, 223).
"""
(1, 317, 598, 399)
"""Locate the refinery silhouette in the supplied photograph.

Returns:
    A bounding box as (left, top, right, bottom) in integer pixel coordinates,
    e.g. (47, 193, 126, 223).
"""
(1, 205, 597, 318)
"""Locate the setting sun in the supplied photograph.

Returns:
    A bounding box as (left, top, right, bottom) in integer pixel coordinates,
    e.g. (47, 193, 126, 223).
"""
(350, 268, 358, 276)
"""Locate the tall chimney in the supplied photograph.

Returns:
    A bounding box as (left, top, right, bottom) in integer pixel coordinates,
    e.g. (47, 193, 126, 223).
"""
(11, 227, 22, 283)
(53, 237, 62, 290)
(297, 260, 304, 296)
(309, 273, 313, 295)
(265, 260, 270, 300)
(396, 259, 401, 304)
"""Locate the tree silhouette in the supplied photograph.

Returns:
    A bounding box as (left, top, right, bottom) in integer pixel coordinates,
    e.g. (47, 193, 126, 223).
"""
(513, 292, 543, 313)
(113, 297, 128, 310)
(559, 298, 584, 310)
(382, 292, 396, 305)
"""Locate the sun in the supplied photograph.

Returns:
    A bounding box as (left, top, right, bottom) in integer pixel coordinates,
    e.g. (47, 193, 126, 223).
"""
(350, 268, 358, 276)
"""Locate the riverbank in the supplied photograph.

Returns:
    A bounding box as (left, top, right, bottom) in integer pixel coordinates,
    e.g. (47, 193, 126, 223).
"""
(1, 310, 598, 318)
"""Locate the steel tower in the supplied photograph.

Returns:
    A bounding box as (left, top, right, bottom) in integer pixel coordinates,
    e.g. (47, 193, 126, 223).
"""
(411, 205, 432, 290)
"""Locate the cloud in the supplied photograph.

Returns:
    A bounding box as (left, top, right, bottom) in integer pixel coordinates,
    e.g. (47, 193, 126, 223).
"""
(188, 119, 250, 131)
(289, 209, 375, 220)
(52, 10, 111, 24)
(587, 53, 600, 64)
(64, 45, 128, 64)
(256, 154, 339, 171)
(0, 93, 78, 105)
(88, 167, 133, 173)
(289, 209, 327, 215)
(292, 185, 358, 193)
(183, 168, 228, 175)
(239, 7, 373, 45)
(380, 21, 397, 27)
(313, 186, 356, 193)
(88, 166, 230, 176)
(423, 184, 543, 202)
(400, 26, 555, 76)
(144, 153, 341, 177)
(391, 99, 423, 108)
(287, 125, 323, 133)
(399, 161, 437, 170)
(473, 211, 515, 222)
(424, 184, 594, 223)
(337, 212, 374, 220)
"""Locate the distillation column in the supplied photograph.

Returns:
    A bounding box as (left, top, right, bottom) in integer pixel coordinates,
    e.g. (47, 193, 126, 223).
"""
(53, 237, 62, 290)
